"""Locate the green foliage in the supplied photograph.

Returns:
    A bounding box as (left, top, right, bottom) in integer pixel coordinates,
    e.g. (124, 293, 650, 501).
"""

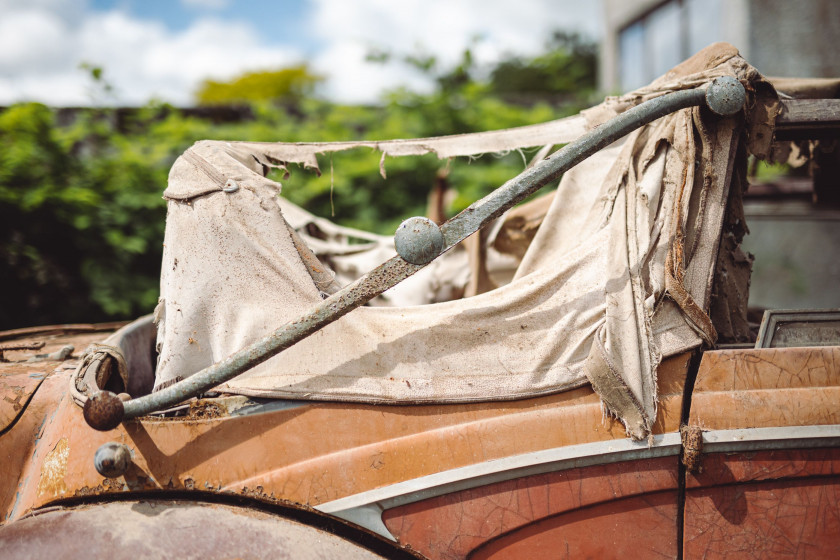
(0, 104, 169, 327)
(1, 34, 597, 329)
(751, 159, 791, 182)
(195, 65, 322, 106)
(489, 32, 598, 104)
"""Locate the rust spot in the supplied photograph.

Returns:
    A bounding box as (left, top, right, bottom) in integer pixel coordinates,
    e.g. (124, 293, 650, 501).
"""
(681, 425, 704, 473)
(38, 438, 70, 497)
(73, 486, 100, 497)
(73, 477, 125, 497)
(187, 331, 201, 350)
(187, 400, 224, 419)
(236, 485, 311, 511)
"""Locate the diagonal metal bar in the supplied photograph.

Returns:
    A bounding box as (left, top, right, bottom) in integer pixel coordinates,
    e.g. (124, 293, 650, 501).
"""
(85, 79, 744, 430)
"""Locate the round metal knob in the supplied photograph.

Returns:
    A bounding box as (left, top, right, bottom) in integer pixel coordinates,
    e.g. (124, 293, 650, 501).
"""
(94, 442, 132, 478)
(705, 76, 746, 117)
(394, 217, 444, 265)
(83, 391, 125, 432)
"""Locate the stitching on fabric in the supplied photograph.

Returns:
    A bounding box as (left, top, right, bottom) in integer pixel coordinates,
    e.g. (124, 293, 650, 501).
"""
(219, 375, 592, 405)
(182, 148, 227, 187)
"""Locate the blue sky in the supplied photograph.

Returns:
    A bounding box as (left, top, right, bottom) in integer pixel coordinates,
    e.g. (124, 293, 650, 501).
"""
(1, 0, 603, 106)
(90, 0, 320, 53)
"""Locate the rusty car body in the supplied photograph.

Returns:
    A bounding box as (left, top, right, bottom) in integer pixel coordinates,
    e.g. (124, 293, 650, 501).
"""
(2, 44, 839, 558)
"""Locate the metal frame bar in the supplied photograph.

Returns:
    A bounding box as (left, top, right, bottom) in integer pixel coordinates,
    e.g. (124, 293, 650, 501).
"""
(84, 78, 746, 430)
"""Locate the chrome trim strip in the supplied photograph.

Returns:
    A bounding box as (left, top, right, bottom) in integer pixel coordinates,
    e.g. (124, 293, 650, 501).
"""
(702, 424, 840, 453)
(317, 425, 840, 540)
(317, 433, 682, 540)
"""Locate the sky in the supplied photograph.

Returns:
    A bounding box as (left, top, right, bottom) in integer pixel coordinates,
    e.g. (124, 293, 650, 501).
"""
(0, 0, 602, 107)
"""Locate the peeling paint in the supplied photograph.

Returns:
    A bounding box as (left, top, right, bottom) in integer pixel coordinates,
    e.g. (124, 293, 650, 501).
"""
(37, 438, 69, 497)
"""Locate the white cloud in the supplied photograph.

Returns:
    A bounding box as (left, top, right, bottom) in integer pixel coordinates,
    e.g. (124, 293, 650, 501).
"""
(0, 0, 301, 106)
(75, 12, 301, 104)
(308, 0, 602, 103)
(0, 9, 75, 74)
(0, 0, 84, 22)
(0, 0, 602, 106)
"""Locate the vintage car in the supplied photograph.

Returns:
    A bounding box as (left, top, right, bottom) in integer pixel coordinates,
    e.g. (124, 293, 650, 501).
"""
(1, 44, 838, 559)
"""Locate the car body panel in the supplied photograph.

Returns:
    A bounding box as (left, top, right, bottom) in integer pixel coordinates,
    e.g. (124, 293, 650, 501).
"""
(383, 456, 680, 560)
(684, 449, 840, 559)
(3, 323, 838, 558)
(681, 345, 840, 559)
(689, 346, 840, 430)
(0, 330, 688, 523)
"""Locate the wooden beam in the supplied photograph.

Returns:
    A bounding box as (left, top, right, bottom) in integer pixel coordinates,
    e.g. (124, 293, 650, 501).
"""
(775, 99, 840, 140)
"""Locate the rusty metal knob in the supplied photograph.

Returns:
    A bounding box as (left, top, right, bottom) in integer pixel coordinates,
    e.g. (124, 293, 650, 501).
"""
(94, 442, 132, 478)
(394, 216, 444, 265)
(83, 390, 125, 432)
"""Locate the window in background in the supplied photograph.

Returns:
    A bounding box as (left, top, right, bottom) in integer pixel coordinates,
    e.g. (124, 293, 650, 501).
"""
(686, 0, 723, 55)
(619, 21, 647, 91)
(617, 0, 724, 91)
(647, 1, 683, 78)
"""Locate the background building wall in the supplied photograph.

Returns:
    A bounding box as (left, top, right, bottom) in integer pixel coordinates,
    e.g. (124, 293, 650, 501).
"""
(748, 0, 840, 78)
(600, 0, 838, 92)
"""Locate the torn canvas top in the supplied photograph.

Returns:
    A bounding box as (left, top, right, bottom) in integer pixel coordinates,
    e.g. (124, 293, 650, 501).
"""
(154, 43, 778, 439)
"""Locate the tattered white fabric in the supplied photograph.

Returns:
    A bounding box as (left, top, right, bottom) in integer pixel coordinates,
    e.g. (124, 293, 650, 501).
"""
(276, 197, 504, 307)
(154, 43, 768, 438)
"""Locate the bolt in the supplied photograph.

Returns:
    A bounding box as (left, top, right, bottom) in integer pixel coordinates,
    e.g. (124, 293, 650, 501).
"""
(94, 442, 132, 478)
(705, 76, 746, 117)
(394, 216, 444, 265)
